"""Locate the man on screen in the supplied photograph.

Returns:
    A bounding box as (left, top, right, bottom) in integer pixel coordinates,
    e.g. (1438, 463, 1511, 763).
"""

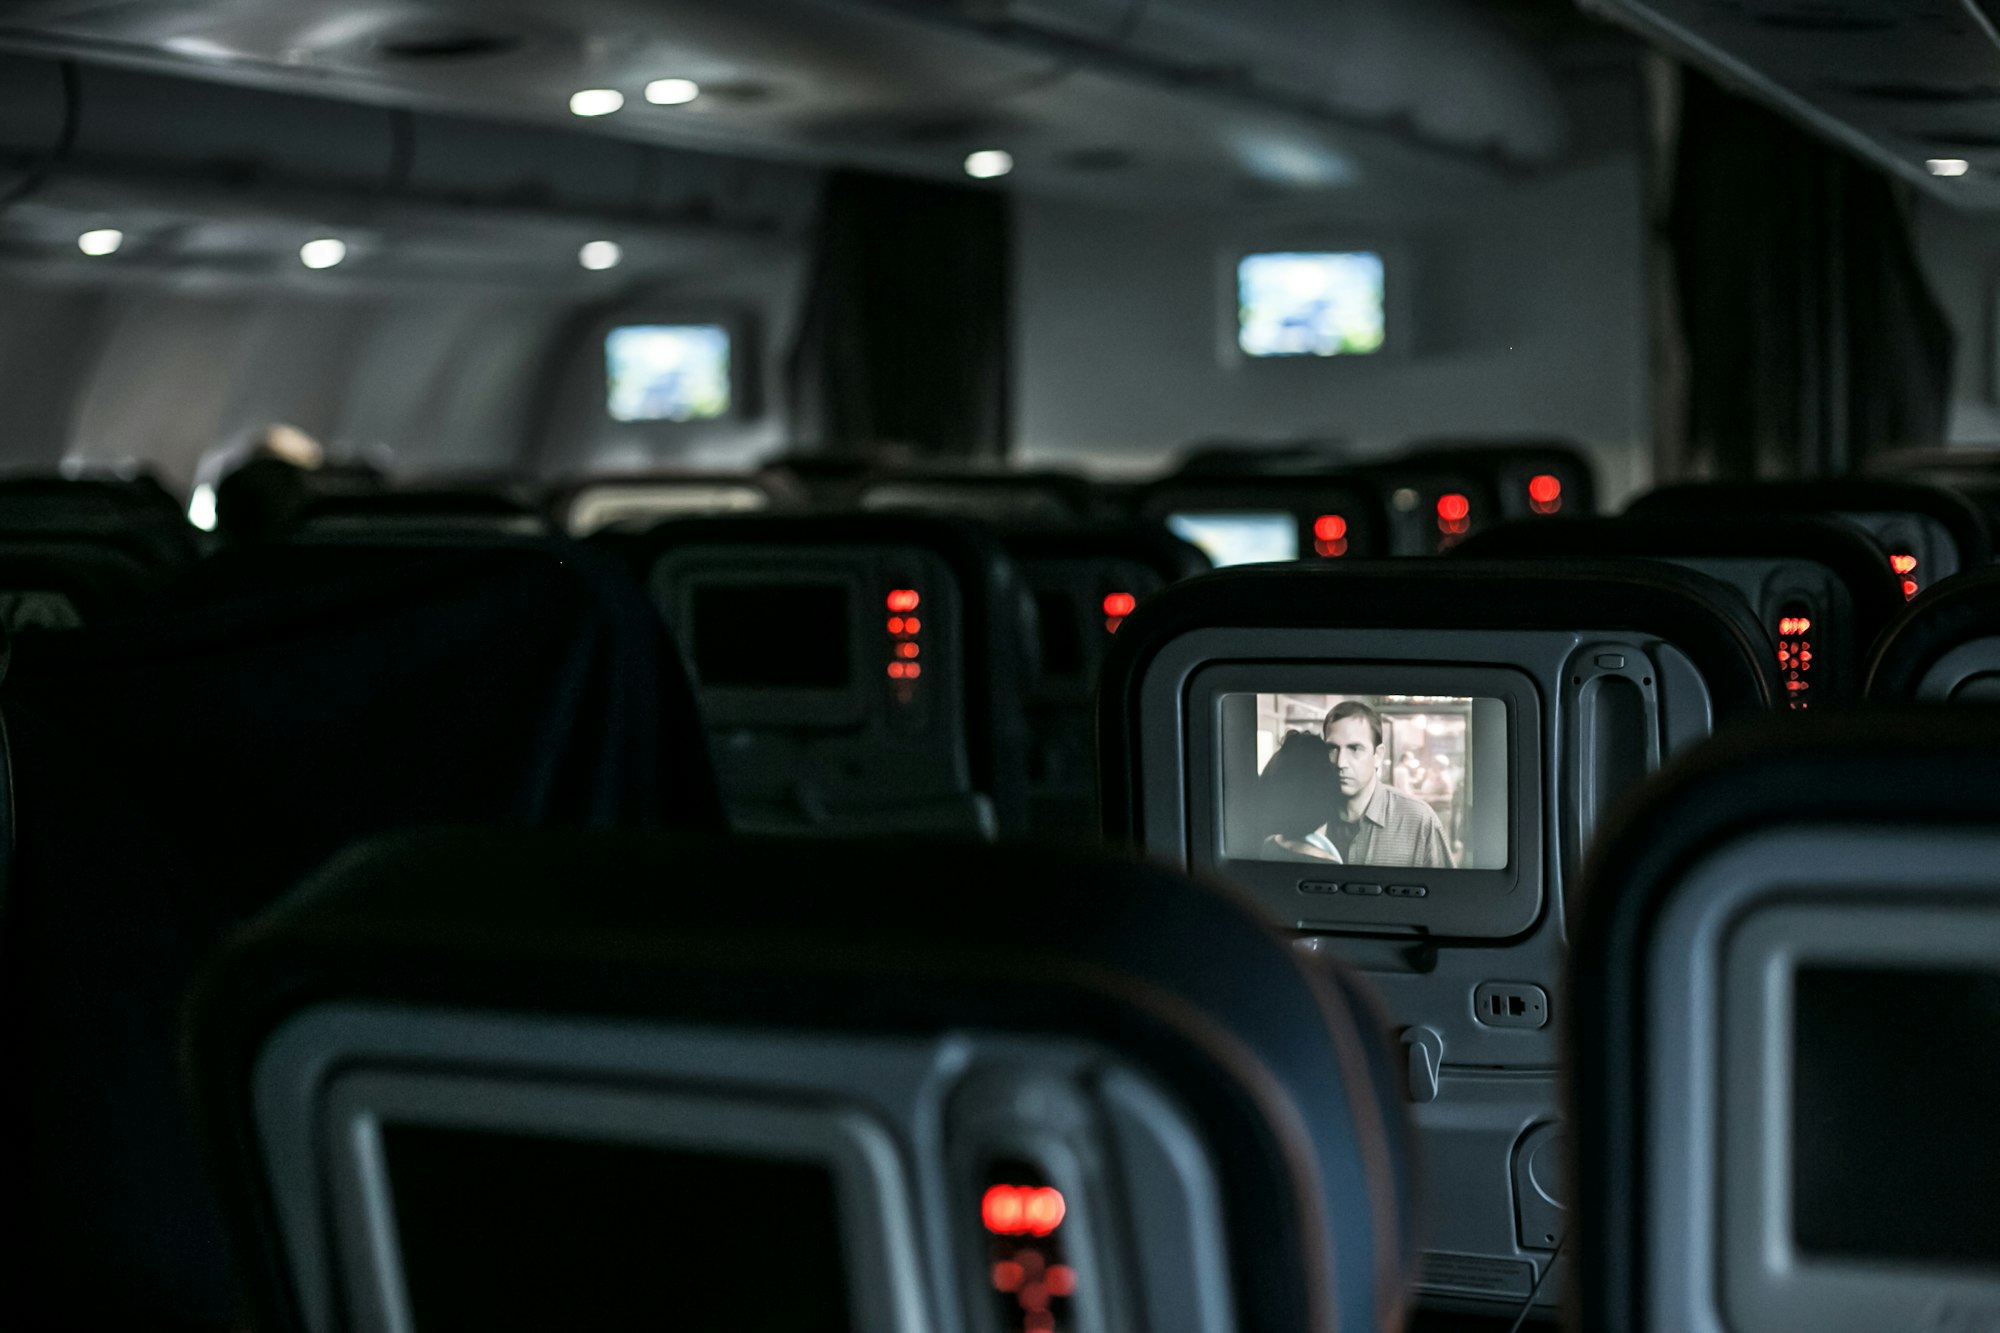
(1319, 701, 1454, 868)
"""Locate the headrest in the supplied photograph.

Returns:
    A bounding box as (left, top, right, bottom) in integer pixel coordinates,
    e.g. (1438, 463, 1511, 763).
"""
(1397, 438, 1599, 519)
(0, 475, 199, 569)
(1867, 567, 2000, 699)
(1099, 558, 1780, 838)
(1569, 708, 2000, 1333)
(1628, 477, 1991, 567)
(189, 831, 1417, 1333)
(994, 518, 1212, 582)
(549, 472, 797, 535)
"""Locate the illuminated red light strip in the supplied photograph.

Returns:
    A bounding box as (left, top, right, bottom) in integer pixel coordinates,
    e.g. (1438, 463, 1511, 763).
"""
(886, 589, 923, 686)
(982, 1184, 1066, 1236)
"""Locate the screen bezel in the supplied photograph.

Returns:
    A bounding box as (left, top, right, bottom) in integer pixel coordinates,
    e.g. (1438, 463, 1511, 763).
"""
(1185, 662, 1540, 938)
(321, 1068, 906, 1333)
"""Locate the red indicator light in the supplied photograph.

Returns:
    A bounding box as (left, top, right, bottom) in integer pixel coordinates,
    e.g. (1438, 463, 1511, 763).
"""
(1436, 493, 1471, 523)
(1025, 1312, 1054, 1333)
(1313, 537, 1349, 558)
(1903, 579, 1919, 598)
(887, 617, 905, 634)
(982, 1184, 1067, 1237)
(992, 1261, 1025, 1293)
(1046, 1265, 1077, 1297)
(1102, 592, 1137, 617)
(886, 589, 920, 612)
(905, 663, 920, 679)
(904, 617, 920, 634)
(897, 642, 920, 659)
(888, 663, 906, 679)
(1890, 553, 1918, 575)
(1528, 474, 1562, 505)
(1313, 513, 1347, 541)
(1778, 616, 1812, 636)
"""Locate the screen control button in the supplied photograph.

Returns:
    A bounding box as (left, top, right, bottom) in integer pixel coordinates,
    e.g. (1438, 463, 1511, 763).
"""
(1343, 882, 1384, 896)
(1387, 884, 1428, 898)
(1297, 880, 1341, 895)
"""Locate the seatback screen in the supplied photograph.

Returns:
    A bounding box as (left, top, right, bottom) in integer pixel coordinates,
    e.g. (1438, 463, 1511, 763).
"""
(1792, 966, 2000, 1267)
(691, 583, 851, 688)
(1166, 513, 1298, 567)
(382, 1124, 854, 1331)
(1220, 692, 1506, 870)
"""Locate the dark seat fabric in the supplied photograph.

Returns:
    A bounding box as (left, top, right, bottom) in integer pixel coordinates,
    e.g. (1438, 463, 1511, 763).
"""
(1627, 477, 1992, 567)
(1867, 567, 2000, 699)
(0, 540, 720, 1332)
(188, 830, 1417, 1333)
(0, 477, 203, 627)
(1567, 709, 2000, 1333)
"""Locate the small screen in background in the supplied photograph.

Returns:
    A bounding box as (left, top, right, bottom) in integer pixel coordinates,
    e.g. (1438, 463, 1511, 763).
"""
(1238, 251, 1386, 357)
(382, 1124, 854, 1333)
(606, 324, 732, 422)
(1167, 512, 1299, 567)
(691, 583, 851, 688)
(1222, 692, 1505, 870)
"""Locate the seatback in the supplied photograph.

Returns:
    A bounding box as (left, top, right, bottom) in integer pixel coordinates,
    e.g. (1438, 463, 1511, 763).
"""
(856, 469, 1105, 523)
(1569, 710, 2000, 1333)
(1137, 474, 1391, 565)
(551, 471, 801, 535)
(288, 487, 549, 540)
(995, 521, 1210, 839)
(1455, 515, 1906, 708)
(0, 538, 721, 1331)
(1866, 567, 2000, 701)
(0, 476, 201, 627)
(188, 830, 1416, 1333)
(1097, 559, 1777, 1321)
(1626, 477, 1991, 599)
(613, 512, 1035, 838)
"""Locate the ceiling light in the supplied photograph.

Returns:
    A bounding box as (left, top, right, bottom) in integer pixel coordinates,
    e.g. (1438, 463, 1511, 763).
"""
(964, 149, 1014, 180)
(569, 88, 625, 117)
(77, 228, 123, 256)
(300, 238, 347, 269)
(1928, 158, 1970, 177)
(579, 240, 623, 271)
(645, 78, 700, 106)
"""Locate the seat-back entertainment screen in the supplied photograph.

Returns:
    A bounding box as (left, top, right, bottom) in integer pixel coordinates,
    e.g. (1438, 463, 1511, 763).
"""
(1237, 251, 1386, 357)
(1166, 512, 1299, 567)
(691, 583, 851, 689)
(1221, 693, 1505, 871)
(606, 324, 733, 422)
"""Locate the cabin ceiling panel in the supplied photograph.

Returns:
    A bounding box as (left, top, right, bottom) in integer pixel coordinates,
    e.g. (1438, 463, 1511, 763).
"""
(0, 0, 1587, 201)
(1583, 0, 2000, 208)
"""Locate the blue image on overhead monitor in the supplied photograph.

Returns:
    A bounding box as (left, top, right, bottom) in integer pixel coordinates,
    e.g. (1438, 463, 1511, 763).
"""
(1238, 251, 1385, 357)
(606, 325, 732, 422)
(1167, 512, 1299, 567)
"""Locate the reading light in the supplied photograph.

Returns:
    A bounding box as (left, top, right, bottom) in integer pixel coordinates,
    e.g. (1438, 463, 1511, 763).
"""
(1928, 158, 1970, 177)
(299, 238, 346, 269)
(964, 149, 1014, 179)
(187, 483, 217, 532)
(569, 88, 625, 117)
(645, 78, 700, 105)
(77, 228, 123, 256)
(578, 240, 622, 271)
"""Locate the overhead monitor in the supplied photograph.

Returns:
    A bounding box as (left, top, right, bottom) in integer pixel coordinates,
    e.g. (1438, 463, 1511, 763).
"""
(1166, 512, 1299, 567)
(1237, 251, 1386, 358)
(606, 324, 732, 422)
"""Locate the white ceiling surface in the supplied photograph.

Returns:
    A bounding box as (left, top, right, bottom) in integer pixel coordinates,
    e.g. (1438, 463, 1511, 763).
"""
(1582, 0, 2000, 209)
(0, 0, 1574, 202)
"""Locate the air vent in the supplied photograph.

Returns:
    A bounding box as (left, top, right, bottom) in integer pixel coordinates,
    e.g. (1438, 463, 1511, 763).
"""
(372, 25, 523, 61)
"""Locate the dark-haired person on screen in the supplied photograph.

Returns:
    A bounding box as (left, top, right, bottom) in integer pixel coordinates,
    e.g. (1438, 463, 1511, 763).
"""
(1320, 700, 1454, 869)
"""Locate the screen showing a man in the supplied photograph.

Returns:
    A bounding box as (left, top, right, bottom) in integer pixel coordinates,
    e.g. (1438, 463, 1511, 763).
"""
(1222, 692, 1503, 870)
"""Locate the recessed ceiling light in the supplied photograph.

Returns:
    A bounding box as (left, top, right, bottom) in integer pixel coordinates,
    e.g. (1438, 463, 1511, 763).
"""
(77, 228, 123, 256)
(300, 237, 347, 269)
(569, 88, 625, 117)
(964, 149, 1014, 179)
(579, 240, 623, 271)
(645, 78, 700, 106)
(1928, 157, 1971, 176)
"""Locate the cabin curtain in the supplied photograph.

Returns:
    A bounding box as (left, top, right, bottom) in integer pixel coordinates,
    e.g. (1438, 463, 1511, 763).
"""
(786, 170, 1012, 460)
(1665, 69, 1953, 478)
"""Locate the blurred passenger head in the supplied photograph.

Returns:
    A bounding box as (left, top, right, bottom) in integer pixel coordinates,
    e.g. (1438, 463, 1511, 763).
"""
(1257, 728, 1339, 839)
